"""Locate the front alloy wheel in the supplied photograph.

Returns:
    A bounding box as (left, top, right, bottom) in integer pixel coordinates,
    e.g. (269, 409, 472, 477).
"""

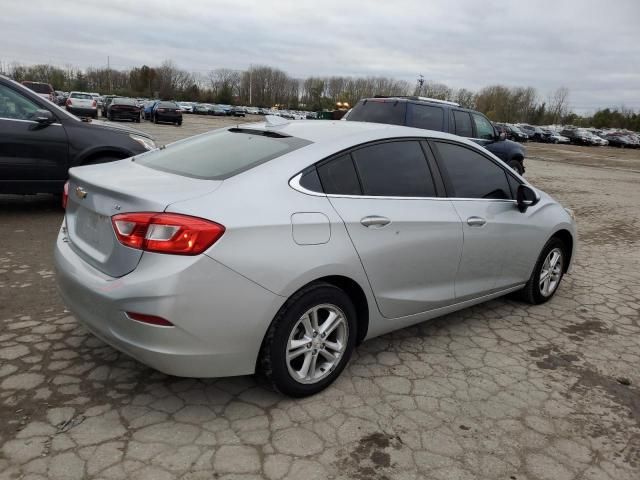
(539, 248, 563, 297)
(519, 238, 567, 304)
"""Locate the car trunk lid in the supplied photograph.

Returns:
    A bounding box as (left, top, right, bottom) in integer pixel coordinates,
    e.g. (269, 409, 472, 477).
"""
(65, 160, 222, 277)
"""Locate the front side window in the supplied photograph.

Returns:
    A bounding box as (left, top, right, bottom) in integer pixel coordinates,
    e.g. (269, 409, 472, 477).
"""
(434, 141, 511, 200)
(0, 84, 40, 120)
(352, 141, 436, 197)
(407, 104, 444, 131)
(472, 113, 495, 140)
(453, 111, 473, 137)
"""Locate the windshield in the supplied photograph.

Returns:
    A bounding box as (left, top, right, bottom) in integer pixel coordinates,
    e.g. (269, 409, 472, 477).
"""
(137, 128, 311, 180)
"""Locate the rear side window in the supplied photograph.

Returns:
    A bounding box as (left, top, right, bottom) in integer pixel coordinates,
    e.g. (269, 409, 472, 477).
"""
(137, 129, 311, 180)
(22, 82, 52, 94)
(453, 111, 473, 137)
(407, 104, 444, 131)
(317, 154, 361, 195)
(434, 142, 511, 200)
(347, 100, 406, 125)
(352, 141, 436, 197)
(472, 113, 495, 140)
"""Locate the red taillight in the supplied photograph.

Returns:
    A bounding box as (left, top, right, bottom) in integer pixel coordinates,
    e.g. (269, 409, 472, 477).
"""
(111, 212, 225, 255)
(66, 98, 72, 106)
(92, 100, 97, 107)
(62, 181, 69, 209)
(126, 312, 174, 327)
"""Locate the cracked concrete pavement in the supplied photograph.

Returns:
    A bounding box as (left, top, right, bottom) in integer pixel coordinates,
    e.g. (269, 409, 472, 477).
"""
(1, 117, 639, 479)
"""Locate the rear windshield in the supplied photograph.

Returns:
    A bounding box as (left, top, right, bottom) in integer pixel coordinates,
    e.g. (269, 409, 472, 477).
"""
(23, 82, 52, 94)
(70, 93, 92, 99)
(113, 97, 136, 105)
(347, 100, 407, 125)
(137, 129, 312, 180)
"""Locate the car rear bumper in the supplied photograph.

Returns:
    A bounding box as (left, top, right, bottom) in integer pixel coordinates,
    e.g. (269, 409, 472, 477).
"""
(67, 107, 97, 116)
(111, 111, 139, 119)
(156, 114, 182, 122)
(54, 225, 284, 377)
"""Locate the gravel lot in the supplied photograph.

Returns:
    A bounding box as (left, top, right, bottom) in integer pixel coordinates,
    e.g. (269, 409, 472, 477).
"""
(1, 116, 639, 480)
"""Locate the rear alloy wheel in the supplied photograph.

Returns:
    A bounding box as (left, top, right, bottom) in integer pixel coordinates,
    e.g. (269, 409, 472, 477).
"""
(259, 283, 357, 397)
(519, 238, 566, 304)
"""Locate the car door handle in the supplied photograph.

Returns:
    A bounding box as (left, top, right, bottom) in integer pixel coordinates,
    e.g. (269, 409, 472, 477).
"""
(360, 216, 391, 228)
(467, 216, 487, 227)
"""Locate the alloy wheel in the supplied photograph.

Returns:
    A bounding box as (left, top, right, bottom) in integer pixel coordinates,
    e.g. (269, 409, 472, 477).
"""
(286, 304, 348, 384)
(539, 248, 563, 297)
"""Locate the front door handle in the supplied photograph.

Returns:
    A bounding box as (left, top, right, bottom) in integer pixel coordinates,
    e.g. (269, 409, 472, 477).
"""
(467, 216, 487, 227)
(360, 216, 391, 228)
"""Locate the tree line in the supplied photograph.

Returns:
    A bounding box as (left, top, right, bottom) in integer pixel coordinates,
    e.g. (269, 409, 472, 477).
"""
(1, 60, 638, 130)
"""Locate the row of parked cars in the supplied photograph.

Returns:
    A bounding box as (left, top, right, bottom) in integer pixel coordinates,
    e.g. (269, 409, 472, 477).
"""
(494, 121, 640, 148)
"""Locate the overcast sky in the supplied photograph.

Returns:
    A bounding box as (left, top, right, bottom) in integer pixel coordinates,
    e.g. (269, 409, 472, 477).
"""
(3, 0, 639, 113)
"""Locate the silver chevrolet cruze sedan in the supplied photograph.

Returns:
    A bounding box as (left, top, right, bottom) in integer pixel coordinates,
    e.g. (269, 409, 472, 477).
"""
(55, 118, 577, 397)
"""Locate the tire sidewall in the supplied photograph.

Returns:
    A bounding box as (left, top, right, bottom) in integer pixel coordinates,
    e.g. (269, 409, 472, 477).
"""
(265, 285, 357, 397)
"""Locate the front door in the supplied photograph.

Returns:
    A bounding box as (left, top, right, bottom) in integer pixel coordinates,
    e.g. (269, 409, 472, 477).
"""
(0, 82, 68, 191)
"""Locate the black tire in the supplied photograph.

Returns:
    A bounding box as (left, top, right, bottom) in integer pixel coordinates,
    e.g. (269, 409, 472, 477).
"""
(508, 159, 524, 175)
(259, 283, 357, 397)
(518, 237, 567, 305)
(553, 139, 559, 144)
(153, 116, 158, 124)
(177, 121, 182, 126)
(135, 115, 140, 123)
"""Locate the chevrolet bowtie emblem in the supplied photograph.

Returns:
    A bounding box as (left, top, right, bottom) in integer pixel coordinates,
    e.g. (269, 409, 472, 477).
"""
(75, 186, 88, 199)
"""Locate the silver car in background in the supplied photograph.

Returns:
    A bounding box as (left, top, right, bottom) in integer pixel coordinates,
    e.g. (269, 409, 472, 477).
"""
(55, 118, 577, 397)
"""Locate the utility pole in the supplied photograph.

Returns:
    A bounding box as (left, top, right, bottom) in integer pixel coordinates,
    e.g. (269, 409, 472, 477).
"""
(249, 65, 252, 106)
(108, 56, 112, 93)
(416, 74, 424, 96)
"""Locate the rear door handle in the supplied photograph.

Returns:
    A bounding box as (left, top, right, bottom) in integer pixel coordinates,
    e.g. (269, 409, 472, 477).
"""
(360, 216, 391, 228)
(467, 216, 487, 227)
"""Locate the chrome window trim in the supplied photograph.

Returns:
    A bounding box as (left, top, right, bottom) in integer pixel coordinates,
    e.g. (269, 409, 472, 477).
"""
(0, 116, 62, 126)
(289, 172, 517, 203)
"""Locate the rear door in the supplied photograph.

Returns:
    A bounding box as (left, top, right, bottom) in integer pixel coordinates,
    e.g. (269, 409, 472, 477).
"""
(0, 82, 68, 189)
(320, 139, 463, 318)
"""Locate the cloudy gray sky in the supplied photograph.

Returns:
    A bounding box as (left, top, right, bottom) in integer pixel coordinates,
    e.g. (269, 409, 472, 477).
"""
(3, 0, 639, 113)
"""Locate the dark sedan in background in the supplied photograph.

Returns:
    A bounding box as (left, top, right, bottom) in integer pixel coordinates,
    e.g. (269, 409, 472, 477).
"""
(152, 101, 183, 125)
(0, 75, 155, 195)
(107, 97, 141, 122)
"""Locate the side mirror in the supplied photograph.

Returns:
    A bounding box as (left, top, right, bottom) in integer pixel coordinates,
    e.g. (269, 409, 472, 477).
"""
(30, 109, 54, 125)
(517, 184, 540, 212)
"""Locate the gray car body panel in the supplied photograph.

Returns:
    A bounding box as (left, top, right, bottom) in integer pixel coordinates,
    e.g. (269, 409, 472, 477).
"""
(55, 120, 577, 377)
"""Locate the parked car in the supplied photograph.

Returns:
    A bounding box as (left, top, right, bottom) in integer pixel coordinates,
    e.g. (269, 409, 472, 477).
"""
(152, 101, 183, 125)
(54, 90, 68, 106)
(65, 91, 98, 118)
(560, 128, 592, 146)
(54, 119, 575, 397)
(547, 132, 571, 144)
(101, 95, 117, 117)
(495, 123, 528, 143)
(177, 102, 193, 113)
(229, 106, 246, 117)
(107, 97, 141, 122)
(142, 100, 160, 120)
(604, 134, 635, 148)
(347, 96, 527, 174)
(21, 81, 56, 103)
(208, 105, 227, 116)
(589, 134, 608, 146)
(518, 124, 550, 142)
(0, 75, 155, 195)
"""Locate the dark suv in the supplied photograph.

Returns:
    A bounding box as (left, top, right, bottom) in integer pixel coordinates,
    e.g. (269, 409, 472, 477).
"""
(0, 75, 156, 195)
(346, 97, 527, 174)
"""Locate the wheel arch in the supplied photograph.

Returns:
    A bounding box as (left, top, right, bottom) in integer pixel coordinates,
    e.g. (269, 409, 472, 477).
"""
(549, 228, 574, 272)
(76, 147, 132, 166)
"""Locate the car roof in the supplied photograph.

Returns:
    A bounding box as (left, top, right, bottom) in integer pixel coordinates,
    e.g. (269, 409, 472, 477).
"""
(235, 119, 471, 145)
